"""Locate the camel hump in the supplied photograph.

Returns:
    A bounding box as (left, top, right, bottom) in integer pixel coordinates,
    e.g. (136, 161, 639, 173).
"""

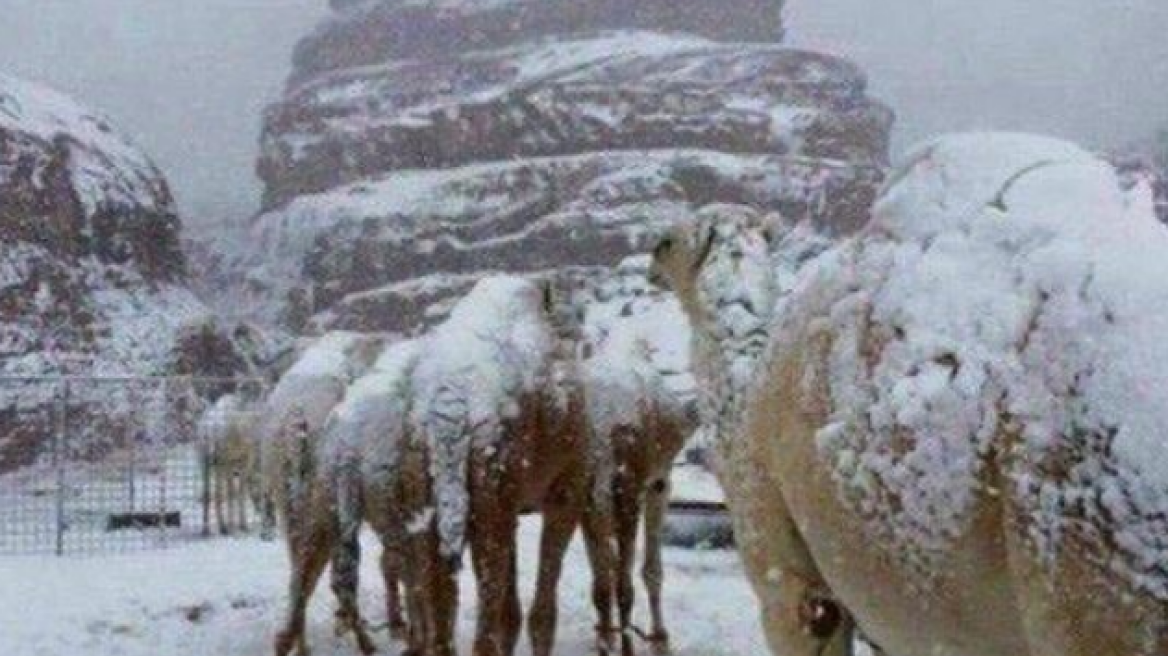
(780, 132, 1168, 599)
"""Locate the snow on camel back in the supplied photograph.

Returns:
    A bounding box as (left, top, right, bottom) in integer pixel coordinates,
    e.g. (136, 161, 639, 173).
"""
(784, 132, 1168, 597)
(255, 331, 383, 518)
(321, 339, 421, 494)
(583, 281, 694, 461)
(410, 275, 556, 561)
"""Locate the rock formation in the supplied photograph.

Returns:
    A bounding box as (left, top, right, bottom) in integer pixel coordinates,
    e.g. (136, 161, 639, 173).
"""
(0, 74, 254, 469)
(248, 0, 893, 335)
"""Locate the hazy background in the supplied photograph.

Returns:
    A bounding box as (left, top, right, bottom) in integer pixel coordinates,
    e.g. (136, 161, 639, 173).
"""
(788, 1, 1168, 155)
(0, 0, 325, 222)
(0, 0, 1164, 224)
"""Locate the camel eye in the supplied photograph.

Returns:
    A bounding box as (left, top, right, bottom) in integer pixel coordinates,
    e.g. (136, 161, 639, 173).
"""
(654, 237, 674, 256)
(800, 597, 842, 640)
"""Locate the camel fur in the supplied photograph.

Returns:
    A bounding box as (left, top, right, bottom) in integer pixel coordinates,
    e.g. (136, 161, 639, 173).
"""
(652, 135, 1168, 656)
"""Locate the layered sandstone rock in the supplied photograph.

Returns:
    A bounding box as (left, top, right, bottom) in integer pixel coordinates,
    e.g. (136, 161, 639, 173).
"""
(248, 0, 893, 334)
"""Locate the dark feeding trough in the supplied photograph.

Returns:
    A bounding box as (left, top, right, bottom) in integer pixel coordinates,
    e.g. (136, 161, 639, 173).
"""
(664, 499, 734, 549)
(664, 463, 734, 549)
(106, 511, 182, 532)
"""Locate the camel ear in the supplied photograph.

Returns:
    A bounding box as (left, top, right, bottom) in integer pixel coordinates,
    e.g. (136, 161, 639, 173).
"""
(759, 212, 789, 247)
(691, 221, 718, 273)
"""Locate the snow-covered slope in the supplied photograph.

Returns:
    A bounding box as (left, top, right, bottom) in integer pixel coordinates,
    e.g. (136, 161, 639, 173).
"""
(0, 521, 770, 656)
(790, 132, 1168, 597)
(244, 0, 892, 335)
(0, 74, 249, 471)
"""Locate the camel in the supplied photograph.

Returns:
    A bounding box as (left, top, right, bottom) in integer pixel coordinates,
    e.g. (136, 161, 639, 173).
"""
(582, 321, 700, 656)
(255, 331, 386, 656)
(401, 274, 591, 656)
(198, 393, 262, 536)
(651, 134, 1168, 656)
(649, 203, 858, 656)
(326, 339, 422, 653)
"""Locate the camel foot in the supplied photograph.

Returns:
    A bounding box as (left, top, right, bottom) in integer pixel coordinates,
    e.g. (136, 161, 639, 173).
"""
(355, 632, 377, 655)
(646, 632, 671, 656)
(273, 631, 296, 656)
(387, 618, 408, 641)
(594, 624, 618, 655)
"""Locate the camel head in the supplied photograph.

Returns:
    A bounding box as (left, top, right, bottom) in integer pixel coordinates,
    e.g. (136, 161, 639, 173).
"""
(648, 205, 783, 397)
(648, 204, 781, 326)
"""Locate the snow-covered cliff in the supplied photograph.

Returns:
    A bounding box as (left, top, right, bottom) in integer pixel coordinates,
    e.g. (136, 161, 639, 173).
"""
(0, 74, 253, 470)
(246, 0, 893, 334)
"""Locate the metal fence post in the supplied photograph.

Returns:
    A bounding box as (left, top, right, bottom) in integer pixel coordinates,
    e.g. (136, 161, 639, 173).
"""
(159, 378, 170, 549)
(128, 431, 137, 514)
(201, 412, 211, 538)
(53, 379, 68, 557)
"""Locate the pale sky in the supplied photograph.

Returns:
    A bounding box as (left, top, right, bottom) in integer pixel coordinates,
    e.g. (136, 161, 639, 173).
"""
(0, 1, 1164, 223)
(0, 0, 325, 221)
(788, 0, 1168, 154)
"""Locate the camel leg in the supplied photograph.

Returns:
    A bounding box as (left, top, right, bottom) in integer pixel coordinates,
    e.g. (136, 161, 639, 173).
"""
(583, 506, 617, 654)
(274, 525, 332, 656)
(380, 546, 408, 640)
(716, 450, 859, 656)
(330, 488, 377, 655)
(529, 492, 581, 656)
(226, 475, 238, 533)
(400, 565, 424, 656)
(215, 469, 229, 536)
(396, 528, 433, 656)
(641, 479, 670, 653)
(470, 512, 520, 656)
(226, 474, 239, 533)
(234, 473, 249, 533)
(399, 440, 452, 656)
(400, 528, 436, 656)
(614, 495, 641, 656)
(430, 534, 460, 656)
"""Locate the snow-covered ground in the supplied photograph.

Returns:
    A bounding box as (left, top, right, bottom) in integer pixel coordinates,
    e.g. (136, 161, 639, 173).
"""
(0, 519, 765, 656)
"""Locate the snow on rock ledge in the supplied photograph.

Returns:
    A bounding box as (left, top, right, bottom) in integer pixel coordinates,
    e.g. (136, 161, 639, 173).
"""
(293, 0, 786, 82)
(786, 132, 1168, 599)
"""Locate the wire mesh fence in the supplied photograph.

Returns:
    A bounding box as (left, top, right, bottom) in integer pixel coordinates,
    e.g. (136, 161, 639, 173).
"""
(0, 376, 267, 556)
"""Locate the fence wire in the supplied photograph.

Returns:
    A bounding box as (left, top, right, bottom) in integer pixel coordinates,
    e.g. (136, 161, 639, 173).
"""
(0, 377, 266, 555)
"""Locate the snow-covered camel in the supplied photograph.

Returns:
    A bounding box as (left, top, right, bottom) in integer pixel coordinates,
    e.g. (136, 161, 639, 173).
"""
(320, 339, 422, 652)
(404, 275, 589, 656)
(649, 203, 858, 656)
(652, 134, 1168, 656)
(582, 298, 699, 656)
(256, 331, 384, 656)
(197, 393, 262, 536)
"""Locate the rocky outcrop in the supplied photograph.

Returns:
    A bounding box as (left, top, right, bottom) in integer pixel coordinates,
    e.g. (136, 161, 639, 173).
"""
(0, 74, 253, 470)
(249, 0, 893, 334)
